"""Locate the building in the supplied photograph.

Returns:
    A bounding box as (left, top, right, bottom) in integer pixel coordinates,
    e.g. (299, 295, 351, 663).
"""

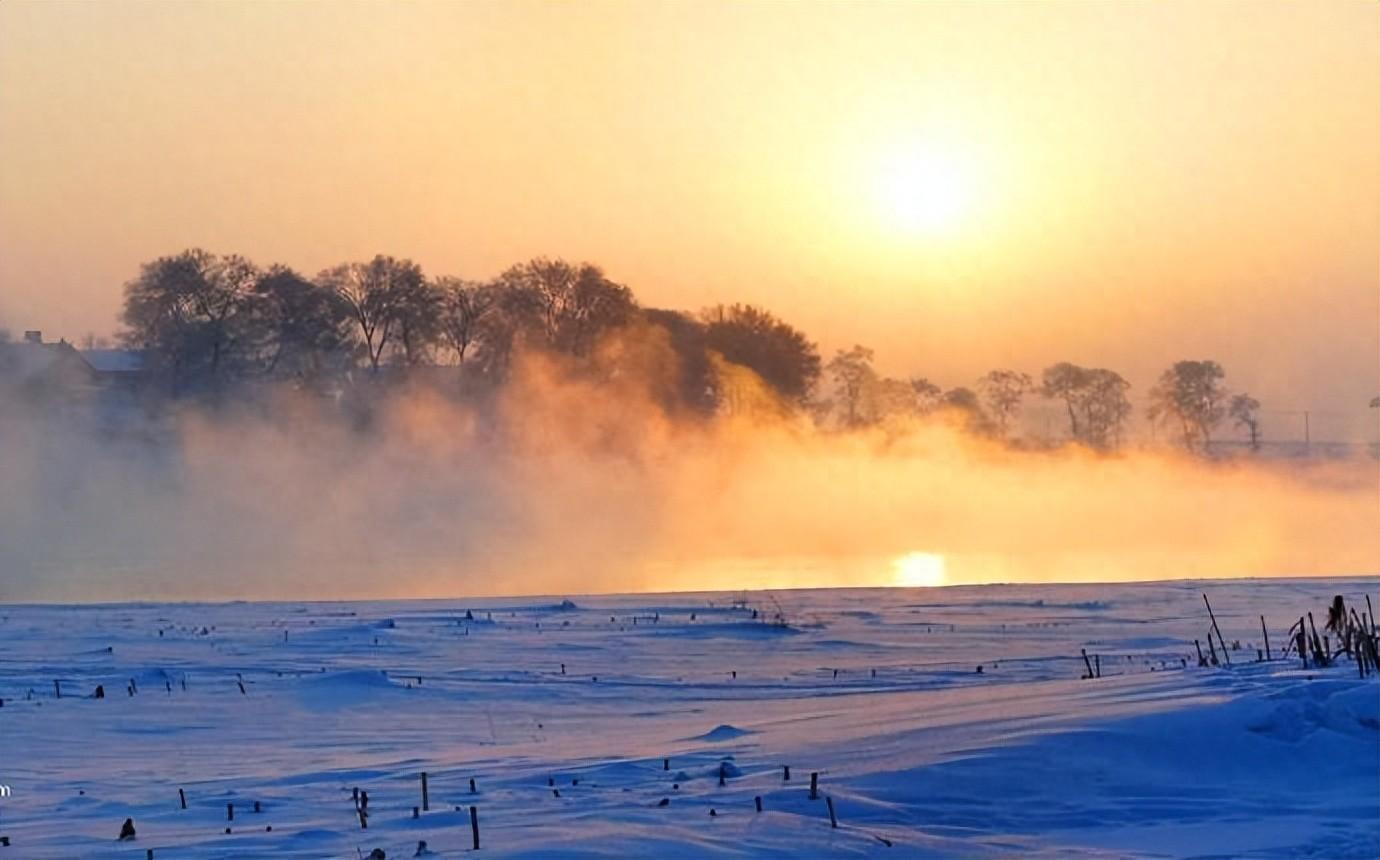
(0, 330, 146, 400)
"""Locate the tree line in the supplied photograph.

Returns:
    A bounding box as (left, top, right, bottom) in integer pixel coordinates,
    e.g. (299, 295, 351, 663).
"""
(117, 248, 1262, 454)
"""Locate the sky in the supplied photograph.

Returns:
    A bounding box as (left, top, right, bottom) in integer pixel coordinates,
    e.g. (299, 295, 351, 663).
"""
(1, 1, 1377, 418)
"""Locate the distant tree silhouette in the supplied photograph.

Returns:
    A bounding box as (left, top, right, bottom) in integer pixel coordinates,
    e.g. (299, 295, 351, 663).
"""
(872, 377, 923, 422)
(939, 386, 996, 437)
(641, 308, 716, 413)
(434, 278, 495, 366)
(392, 276, 443, 367)
(1228, 393, 1262, 452)
(702, 304, 820, 404)
(491, 258, 637, 361)
(1147, 360, 1229, 453)
(826, 345, 877, 427)
(121, 249, 260, 392)
(251, 266, 353, 383)
(977, 369, 1033, 439)
(909, 378, 943, 413)
(317, 255, 427, 372)
(1040, 362, 1132, 450)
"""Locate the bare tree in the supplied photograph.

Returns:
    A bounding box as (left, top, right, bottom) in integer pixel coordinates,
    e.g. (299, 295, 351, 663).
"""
(909, 377, 943, 413)
(121, 249, 260, 392)
(434, 277, 495, 365)
(318, 255, 426, 372)
(251, 265, 352, 383)
(493, 258, 637, 358)
(1040, 363, 1132, 450)
(826, 345, 877, 427)
(977, 369, 1033, 438)
(1147, 360, 1229, 453)
(1229, 393, 1262, 452)
(392, 277, 442, 367)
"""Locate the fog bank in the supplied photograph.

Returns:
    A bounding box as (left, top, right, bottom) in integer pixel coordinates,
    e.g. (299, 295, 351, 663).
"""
(0, 347, 1375, 603)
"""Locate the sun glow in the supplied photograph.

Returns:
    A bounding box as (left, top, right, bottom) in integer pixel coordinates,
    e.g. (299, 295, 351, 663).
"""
(890, 552, 947, 588)
(874, 143, 977, 235)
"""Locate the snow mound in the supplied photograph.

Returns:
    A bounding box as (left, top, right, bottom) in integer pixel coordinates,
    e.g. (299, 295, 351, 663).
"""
(694, 724, 755, 742)
(294, 669, 415, 710)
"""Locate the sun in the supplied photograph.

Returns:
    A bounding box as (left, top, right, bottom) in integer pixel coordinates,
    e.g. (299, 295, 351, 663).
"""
(890, 552, 947, 588)
(874, 144, 976, 235)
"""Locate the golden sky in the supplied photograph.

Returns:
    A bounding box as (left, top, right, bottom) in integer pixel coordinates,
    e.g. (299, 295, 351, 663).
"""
(1, 1, 1376, 412)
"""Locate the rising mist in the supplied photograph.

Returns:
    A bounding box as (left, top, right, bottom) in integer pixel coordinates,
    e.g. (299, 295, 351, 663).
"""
(1, 330, 1374, 603)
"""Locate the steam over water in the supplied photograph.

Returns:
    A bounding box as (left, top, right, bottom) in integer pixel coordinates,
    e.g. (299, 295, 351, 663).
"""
(1, 350, 1376, 602)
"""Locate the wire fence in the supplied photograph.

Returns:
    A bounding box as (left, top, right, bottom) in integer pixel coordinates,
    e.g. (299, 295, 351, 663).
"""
(1021, 403, 1380, 457)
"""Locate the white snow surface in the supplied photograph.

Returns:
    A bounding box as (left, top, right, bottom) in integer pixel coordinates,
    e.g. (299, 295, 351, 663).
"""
(1, 577, 1376, 858)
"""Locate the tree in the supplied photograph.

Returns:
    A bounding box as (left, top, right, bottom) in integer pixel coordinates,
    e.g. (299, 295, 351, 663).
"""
(1147, 360, 1229, 453)
(250, 266, 353, 382)
(1041, 362, 1087, 441)
(939, 386, 997, 436)
(702, 303, 820, 404)
(318, 255, 426, 372)
(977, 369, 1033, 438)
(1082, 368, 1133, 449)
(1229, 393, 1262, 452)
(872, 377, 923, 422)
(826, 345, 877, 427)
(493, 258, 637, 358)
(434, 277, 495, 366)
(121, 249, 260, 392)
(641, 308, 716, 413)
(909, 377, 943, 413)
(1040, 362, 1132, 450)
(392, 277, 443, 367)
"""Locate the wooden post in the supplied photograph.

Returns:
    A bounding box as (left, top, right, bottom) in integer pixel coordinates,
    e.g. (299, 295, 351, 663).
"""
(412, 806, 419, 819)
(826, 796, 838, 829)
(54, 680, 61, 699)
(1194, 639, 1204, 666)
(663, 758, 669, 771)
(1261, 616, 1271, 660)
(421, 772, 429, 812)
(1081, 649, 1094, 679)
(1207, 632, 1219, 666)
(783, 765, 790, 782)
(1094, 654, 1101, 678)
(253, 801, 261, 814)
(754, 796, 762, 813)
(809, 772, 819, 800)
(470, 805, 480, 850)
(227, 802, 233, 821)
(1203, 594, 1230, 666)
(179, 788, 186, 810)
(470, 777, 477, 794)
(1367, 596, 1375, 636)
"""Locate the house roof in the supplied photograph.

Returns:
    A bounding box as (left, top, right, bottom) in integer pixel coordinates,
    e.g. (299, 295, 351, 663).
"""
(81, 349, 146, 373)
(0, 340, 89, 381)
